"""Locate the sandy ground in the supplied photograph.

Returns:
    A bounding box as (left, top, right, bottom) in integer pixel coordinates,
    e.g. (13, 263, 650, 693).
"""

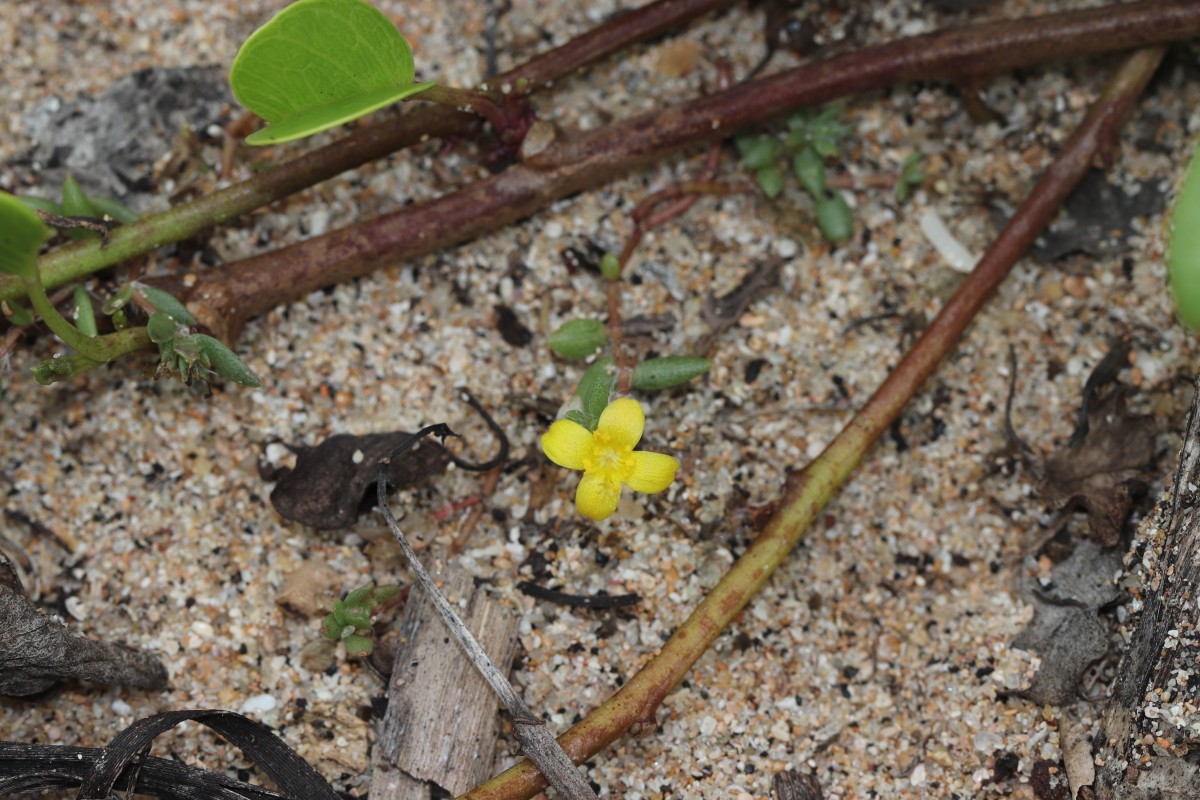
(2, 1, 1199, 798)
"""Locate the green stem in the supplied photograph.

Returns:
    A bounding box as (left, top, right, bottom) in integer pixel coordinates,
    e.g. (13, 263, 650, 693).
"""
(21, 275, 105, 360)
(459, 45, 1164, 800)
(30, 326, 152, 385)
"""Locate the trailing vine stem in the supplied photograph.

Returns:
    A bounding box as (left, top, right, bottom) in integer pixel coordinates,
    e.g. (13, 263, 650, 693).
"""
(151, 0, 1199, 341)
(459, 44, 1167, 800)
(0, 0, 735, 307)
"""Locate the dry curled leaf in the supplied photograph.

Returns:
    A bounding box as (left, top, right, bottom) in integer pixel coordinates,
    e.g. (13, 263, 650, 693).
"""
(1040, 387, 1154, 547)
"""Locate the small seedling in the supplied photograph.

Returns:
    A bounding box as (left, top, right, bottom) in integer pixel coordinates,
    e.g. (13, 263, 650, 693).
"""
(320, 583, 402, 657)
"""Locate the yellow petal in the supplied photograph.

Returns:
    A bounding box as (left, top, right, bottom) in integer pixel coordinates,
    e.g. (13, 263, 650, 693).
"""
(624, 451, 679, 494)
(541, 419, 593, 470)
(575, 472, 621, 521)
(595, 398, 644, 450)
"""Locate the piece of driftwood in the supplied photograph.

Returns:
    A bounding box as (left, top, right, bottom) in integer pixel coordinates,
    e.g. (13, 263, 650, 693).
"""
(0, 562, 167, 697)
(370, 568, 519, 800)
(1094, 375, 1200, 799)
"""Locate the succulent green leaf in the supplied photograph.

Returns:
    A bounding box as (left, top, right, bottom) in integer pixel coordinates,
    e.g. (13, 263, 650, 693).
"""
(0, 191, 49, 280)
(792, 146, 825, 196)
(738, 136, 780, 170)
(72, 287, 98, 338)
(230, 0, 435, 145)
(321, 614, 345, 641)
(102, 283, 135, 316)
(631, 355, 712, 391)
(190, 334, 262, 387)
(1169, 143, 1200, 329)
(343, 633, 375, 656)
(548, 319, 608, 359)
(147, 312, 178, 345)
(17, 195, 62, 216)
(343, 584, 375, 606)
(756, 166, 785, 199)
(576, 356, 615, 427)
(339, 609, 372, 629)
(133, 283, 197, 326)
(85, 194, 139, 224)
(814, 192, 853, 243)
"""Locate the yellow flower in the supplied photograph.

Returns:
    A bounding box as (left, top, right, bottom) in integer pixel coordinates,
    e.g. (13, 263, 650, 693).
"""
(541, 398, 680, 521)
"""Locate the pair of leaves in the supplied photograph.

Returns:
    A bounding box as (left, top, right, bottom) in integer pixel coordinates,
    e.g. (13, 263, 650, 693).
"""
(230, 0, 434, 145)
(19, 176, 137, 242)
(565, 355, 711, 430)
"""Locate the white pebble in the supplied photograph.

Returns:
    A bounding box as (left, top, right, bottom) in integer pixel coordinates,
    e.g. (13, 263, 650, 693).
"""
(111, 698, 133, 716)
(241, 693, 278, 715)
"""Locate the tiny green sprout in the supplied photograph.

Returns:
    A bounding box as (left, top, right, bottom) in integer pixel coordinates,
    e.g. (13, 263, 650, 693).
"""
(549, 319, 608, 359)
(134, 282, 197, 326)
(792, 146, 825, 196)
(896, 153, 927, 203)
(320, 583, 402, 658)
(1168, 142, 1200, 329)
(630, 355, 712, 391)
(230, 0, 435, 145)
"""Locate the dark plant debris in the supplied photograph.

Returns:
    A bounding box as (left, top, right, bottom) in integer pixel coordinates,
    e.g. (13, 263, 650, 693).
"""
(0, 709, 338, 800)
(1030, 169, 1164, 262)
(0, 557, 167, 697)
(268, 392, 508, 529)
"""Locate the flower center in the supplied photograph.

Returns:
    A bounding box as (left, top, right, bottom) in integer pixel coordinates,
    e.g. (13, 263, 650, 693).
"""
(587, 431, 634, 484)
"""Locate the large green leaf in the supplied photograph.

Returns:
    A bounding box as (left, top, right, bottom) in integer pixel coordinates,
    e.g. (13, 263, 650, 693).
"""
(0, 191, 49, 280)
(230, 0, 434, 145)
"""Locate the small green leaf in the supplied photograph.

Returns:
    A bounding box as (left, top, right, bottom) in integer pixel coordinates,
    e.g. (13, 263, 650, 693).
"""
(564, 409, 593, 429)
(60, 176, 96, 218)
(756, 166, 785, 199)
(190, 334, 263, 387)
(17, 196, 62, 216)
(631, 355, 712, 391)
(343, 633, 375, 657)
(321, 614, 346, 641)
(102, 283, 135, 316)
(576, 356, 615, 426)
(792, 146, 825, 196)
(85, 194, 139, 224)
(600, 252, 621, 281)
(0, 191, 49, 280)
(343, 584, 375, 606)
(548, 319, 608, 359)
(133, 283, 197, 326)
(72, 287, 98, 338)
(339, 609, 372, 629)
(147, 312, 178, 345)
(373, 585, 401, 602)
(814, 192, 853, 243)
(230, 0, 435, 145)
(738, 137, 780, 170)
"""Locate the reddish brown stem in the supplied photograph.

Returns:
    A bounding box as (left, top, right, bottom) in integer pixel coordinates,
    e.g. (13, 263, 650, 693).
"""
(461, 43, 1166, 800)
(3, 0, 735, 305)
(167, 0, 1200, 338)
